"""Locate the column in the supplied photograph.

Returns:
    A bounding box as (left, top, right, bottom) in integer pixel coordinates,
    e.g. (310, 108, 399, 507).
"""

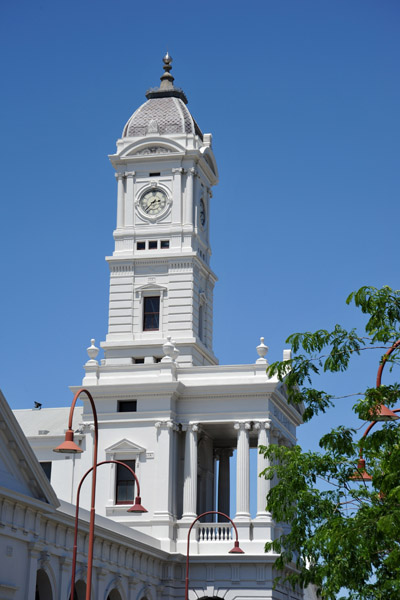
(125, 171, 135, 227)
(217, 448, 232, 520)
(271, 429, 283, 540)
(182, 423, 198, 519)
(206, 187, 212, 243)
(172, 167, 183, 224)
(25, 541, 41, 600)
(234, 422, 251, 520)
(58, 556, 72, 600)
(154, 421, 174, 519)
(115, 172, 125, 228)
(254, 420, 272, 519)
(184, 168, 195, 227)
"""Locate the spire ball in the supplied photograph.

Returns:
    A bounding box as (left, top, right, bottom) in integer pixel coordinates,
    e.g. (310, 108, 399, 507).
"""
(163, 52, 172, 65)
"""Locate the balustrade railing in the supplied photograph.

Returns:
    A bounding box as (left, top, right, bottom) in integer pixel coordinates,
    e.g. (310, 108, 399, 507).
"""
(197, 524, 233, 542)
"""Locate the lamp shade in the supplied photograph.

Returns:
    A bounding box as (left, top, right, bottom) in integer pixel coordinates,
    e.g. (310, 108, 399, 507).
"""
(350, 458, 373, 481)
(369, 404, 400, 422)
(229, 540, 244, 554)
(53, 429, 83, 454)
(127, 496, 148, 513)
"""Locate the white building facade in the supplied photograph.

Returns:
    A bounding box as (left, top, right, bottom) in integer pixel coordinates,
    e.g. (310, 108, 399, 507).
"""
(10, 56, 311, 600)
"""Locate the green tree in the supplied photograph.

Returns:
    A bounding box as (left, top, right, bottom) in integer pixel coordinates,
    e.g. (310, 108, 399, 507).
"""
(261, 286, 400, 600)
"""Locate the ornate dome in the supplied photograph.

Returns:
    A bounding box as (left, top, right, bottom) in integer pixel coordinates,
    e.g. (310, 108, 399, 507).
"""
(122, 54, 203, 140)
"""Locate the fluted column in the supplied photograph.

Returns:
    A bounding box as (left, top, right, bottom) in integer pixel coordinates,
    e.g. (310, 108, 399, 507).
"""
(254, 420, 272, 519)
(125, 171, 135, 227)
(115, 172, 125, 228)
(217, 448, 232, 520)
(234, 422, 251, 520)
(182, 423, 198, 519)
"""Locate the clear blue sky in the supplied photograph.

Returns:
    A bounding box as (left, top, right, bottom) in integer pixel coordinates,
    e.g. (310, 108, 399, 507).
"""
(1, 0, 399, 460)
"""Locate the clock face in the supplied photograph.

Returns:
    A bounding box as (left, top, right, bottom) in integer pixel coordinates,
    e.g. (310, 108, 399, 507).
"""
(199, 198, 206, 227)
(139, 189, 167, 216)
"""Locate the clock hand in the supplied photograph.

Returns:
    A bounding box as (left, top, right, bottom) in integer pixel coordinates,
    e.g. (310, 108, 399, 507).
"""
(145, 198, 158, 213)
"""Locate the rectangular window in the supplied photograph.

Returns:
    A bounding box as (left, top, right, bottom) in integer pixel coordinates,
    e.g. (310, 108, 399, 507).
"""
(40, 462, 52, 481)
(117, 400, 137, 412)
(137, 242, 145, 250)
(143, 296, 160, 330)
(148, 240, 157, 249)
(149, 172, 160, 177)
(160, 240, 170, 249)
(115, 460, 136, 504)
(133, 358, 144, 364)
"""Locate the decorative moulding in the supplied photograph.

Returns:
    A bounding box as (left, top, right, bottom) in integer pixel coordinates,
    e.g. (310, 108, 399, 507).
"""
(104, 438, 146, 457)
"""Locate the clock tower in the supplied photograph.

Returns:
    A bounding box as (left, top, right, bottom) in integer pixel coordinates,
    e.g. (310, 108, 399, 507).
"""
(102, 54, 219, 367)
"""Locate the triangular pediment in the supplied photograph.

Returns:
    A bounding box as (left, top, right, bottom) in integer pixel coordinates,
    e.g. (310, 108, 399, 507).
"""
(1, 391, 59, 507)
(135, 283, 167, 293)
(105, 438, 146, 455)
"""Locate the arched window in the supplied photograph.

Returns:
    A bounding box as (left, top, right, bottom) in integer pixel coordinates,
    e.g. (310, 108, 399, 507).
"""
(107, 590, 122, 600)
(71, 580, 86, 600)
(35, 569, 52, 600)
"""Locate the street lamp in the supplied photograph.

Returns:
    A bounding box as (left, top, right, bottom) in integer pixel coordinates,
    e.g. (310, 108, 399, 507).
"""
(53, 388, 98, 600)
(351, 339, 400, 481)
(70, 460, 147, 600)
(185, 511, 244, 600)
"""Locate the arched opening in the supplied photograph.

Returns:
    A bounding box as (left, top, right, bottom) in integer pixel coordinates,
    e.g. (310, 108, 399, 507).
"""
(72, 580, 86, 600)
(107, 590, 122, 600)
(35, 569, 52, 600)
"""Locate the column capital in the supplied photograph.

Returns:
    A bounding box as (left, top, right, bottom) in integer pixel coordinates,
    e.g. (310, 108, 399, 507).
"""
(39, 550, 51, 569)
(126, 171, 136, 178)
(253, 419, 272, 431)
(155, 420, 177, 430)
(271, 428, 285, 443)
(28, 541, 42, 557)
(115, 172, 125, 180)
(189, 167, 197, 176)
(182, 422, 199, 432)
(96, 566, 108, 581)
(234, 421, 251, 431)
(172, 167, 184, 174)
(59, 555, 72, 571)
(215, 447, 233, 460)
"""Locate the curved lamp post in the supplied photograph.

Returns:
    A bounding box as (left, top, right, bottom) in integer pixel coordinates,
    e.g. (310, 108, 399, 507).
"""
(70, 460, 147, 600)
(351, 339, 400, 481)
(53, 388, 98, 600)
(185, 511, 244, 600)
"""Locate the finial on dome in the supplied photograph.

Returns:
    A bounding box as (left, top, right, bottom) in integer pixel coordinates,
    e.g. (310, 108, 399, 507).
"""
(145, 54, 188, 103)
(160, 52, 174, 90)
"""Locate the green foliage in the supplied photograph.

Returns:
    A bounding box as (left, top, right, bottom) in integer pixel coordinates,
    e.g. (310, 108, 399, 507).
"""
(262, 286, 400, 600)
